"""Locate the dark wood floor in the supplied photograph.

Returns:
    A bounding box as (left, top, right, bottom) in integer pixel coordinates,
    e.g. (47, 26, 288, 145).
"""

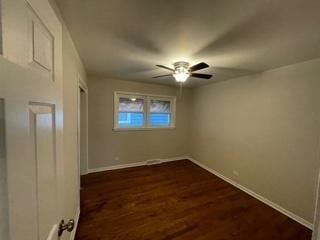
(76, 160, 312, 240)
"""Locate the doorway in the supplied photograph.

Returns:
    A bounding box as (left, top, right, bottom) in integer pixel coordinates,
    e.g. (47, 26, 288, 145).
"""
(78, 81, 88, 189)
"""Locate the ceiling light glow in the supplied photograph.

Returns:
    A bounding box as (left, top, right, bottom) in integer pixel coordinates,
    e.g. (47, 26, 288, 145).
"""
(173, 66, 190, 82)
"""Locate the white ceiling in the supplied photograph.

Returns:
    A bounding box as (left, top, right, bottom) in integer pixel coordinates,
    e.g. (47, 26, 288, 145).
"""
(55, 0, 320, 87)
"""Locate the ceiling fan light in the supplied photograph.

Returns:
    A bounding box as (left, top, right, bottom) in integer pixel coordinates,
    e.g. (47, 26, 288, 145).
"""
(173, 72, 189, 82)
(173, 66, 190, 82)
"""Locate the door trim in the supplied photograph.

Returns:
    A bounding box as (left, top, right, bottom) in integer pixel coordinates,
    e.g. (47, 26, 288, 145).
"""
(312, 169, 320, 239)
(77, 78, 88, 176)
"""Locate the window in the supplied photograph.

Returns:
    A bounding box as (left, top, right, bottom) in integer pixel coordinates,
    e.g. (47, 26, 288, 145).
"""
(114, 92, 176, 130)
(118, 96, 144, 128)
(149, 99, 171, 127)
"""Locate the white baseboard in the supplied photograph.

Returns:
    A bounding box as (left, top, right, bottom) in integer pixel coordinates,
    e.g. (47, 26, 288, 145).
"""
(70, 207, 80, 240)
(87, 156, 188, 174)
(187, 156, 313, 230)
(88, 161, 145, 173)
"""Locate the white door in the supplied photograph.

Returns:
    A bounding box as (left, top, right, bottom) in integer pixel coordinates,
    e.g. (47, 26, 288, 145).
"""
(0, 0, 68, 239)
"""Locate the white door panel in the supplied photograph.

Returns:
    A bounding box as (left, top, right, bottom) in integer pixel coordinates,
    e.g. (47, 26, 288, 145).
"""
(1, 0, 66, 239)
(2, 57, 40, 240)
(30, 104, 57, 240)
(0, 57, 61, 240)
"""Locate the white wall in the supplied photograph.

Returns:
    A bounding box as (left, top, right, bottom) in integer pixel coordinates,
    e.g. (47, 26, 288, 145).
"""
(88, 77, 191, 169)
(190, 58, 320, 224)
(61, 24, 87, 233)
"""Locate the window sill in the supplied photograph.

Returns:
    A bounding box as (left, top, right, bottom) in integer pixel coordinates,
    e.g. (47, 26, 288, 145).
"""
(113, 126, 176, 131)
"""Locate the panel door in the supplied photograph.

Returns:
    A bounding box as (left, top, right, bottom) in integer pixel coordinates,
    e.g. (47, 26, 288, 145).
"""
(0, 0, 65, 239)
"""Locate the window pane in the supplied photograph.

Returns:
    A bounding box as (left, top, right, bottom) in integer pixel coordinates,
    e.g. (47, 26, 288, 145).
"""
(150, 99, 171, 113)
(118, 112, 144, 128)
(119, 97, 144, 112)
(150, 99, 171, 127)
(118, 97, 144, 128)
(150, 113, 170, 127)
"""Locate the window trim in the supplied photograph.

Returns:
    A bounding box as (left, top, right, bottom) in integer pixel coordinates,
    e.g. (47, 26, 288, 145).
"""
(114, 91, 176, 130)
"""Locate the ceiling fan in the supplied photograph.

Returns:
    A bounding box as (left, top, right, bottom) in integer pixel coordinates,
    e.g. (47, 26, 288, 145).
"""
(153, 61, 212, 83)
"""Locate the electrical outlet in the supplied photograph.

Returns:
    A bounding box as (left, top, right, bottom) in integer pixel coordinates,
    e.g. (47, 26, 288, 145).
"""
(233, 170, 239, 176)
(114, 157, 119, 161)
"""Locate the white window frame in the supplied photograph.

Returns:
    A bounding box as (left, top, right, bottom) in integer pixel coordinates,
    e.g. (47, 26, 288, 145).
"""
(114, 91, 176, 130)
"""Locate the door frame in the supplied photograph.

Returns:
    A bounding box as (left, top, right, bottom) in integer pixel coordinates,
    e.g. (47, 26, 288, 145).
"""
(77, 77, 88, 183)
(312, 169, 320, 240)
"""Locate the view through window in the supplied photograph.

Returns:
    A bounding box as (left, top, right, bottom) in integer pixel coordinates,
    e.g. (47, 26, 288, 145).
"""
(115, 92, 175, 129)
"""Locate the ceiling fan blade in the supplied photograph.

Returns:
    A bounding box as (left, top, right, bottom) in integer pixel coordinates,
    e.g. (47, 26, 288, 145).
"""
(189, 62, 209, 72)
(152, 74, 173, 78)
(156, 65, 175, 72)
(190, 73, 212, 79)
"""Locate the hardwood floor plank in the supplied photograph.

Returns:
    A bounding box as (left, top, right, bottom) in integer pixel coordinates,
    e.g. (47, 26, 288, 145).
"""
(76, 160, 312, 240)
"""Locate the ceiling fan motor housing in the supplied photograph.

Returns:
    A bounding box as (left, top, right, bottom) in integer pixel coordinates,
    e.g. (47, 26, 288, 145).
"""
(173, 61, 190, 72)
